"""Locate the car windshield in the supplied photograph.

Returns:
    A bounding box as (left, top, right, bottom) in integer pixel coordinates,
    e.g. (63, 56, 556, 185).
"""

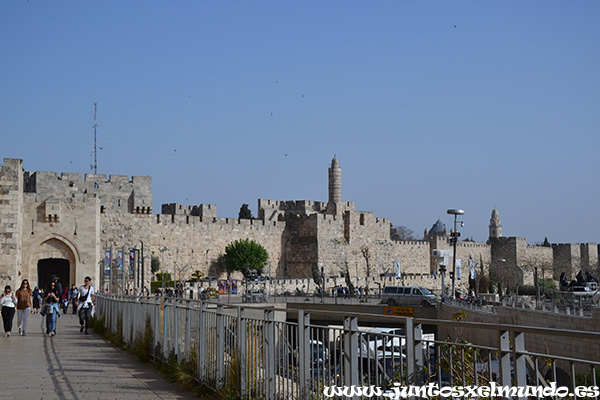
(421, 288, 432, 295)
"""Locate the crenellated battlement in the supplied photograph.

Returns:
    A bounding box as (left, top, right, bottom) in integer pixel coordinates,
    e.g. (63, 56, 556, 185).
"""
(21, 165, 152, 215)
(161, 203, 217, 218)
(153, 213, 285, 230)
(457, 242, 490, 249)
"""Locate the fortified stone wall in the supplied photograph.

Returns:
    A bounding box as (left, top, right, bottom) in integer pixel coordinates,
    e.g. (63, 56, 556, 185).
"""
(553, 243, 581, 279)
(257, 198, 355, 221)
(23, 171, 153, 215)
(161, 203, 217, 218)
(579, 243, 599, 270)
(0, 158, 24, 287)
(100, 213, 286, 285)
(21, 192, 100, 288)
(282, 214, 318, 278)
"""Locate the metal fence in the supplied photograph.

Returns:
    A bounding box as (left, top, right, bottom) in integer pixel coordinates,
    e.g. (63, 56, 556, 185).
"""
(97, 295, 600, 399)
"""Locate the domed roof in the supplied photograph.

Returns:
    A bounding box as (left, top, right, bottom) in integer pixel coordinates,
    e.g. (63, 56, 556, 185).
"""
(429, 218, 447, 234)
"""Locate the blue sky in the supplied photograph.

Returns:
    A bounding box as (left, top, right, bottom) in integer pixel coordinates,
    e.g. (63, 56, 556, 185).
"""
(1, 1, 599, 244)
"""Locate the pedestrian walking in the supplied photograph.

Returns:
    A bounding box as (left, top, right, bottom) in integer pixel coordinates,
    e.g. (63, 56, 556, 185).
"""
(69, 284, 78, 314)
(32, 286, 41, 313)
(15, 279, 32, 336)
(1, 285, 17, 337)
(61, 286, 69, 313)
(77, 276, 95, 335)
(43, 280, 61, 336)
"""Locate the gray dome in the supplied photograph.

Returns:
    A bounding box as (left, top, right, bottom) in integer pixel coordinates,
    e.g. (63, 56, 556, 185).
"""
(429, 218, 447, 234)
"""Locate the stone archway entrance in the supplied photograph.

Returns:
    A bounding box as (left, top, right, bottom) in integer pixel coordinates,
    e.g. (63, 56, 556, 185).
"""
(37, 258, 70, 291)
(27, 237, 78, 291)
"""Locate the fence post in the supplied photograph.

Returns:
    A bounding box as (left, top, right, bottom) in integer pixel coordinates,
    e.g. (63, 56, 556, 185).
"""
(154, 297, 160, 361)
(163, 298, 168, 359)
(237, 306, 247, 397)
(343, 316, 358, 398)
(216, 305, 225, 388)
(513, 331, 527, 399)
(198, 302, 207, 382)
(185, 301, 191, 362)
(264, 308, 276, 400)
(174, 299, 179, 360)
(298, 310, 311, 399)
(406, 317, 417, 385)
(498, 330, 512, 387)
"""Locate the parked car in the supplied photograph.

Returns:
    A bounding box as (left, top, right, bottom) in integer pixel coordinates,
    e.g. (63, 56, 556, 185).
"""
(381, 286, 438, 307)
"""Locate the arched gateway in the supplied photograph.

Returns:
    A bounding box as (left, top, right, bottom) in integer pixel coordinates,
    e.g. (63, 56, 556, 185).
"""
(27, 236, 80, 290)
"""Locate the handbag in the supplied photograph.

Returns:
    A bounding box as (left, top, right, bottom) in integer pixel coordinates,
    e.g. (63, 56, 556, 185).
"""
(40, 304, 48, 317)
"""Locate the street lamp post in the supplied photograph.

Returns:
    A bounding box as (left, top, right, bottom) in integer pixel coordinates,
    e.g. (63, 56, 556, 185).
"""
(439, 265, 447, 302)
(140, 241, 145, 293)
(447, 209, 465, 300)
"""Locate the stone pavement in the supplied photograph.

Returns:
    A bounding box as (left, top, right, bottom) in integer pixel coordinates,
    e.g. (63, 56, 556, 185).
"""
(0, 312, 203, 400)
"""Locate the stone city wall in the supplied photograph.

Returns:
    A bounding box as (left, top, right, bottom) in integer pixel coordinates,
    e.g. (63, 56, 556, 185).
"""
(100, 213, 286, 287)
(0, 158, 24, 287)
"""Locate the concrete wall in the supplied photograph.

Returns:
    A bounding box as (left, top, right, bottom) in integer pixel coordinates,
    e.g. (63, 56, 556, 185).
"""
(437, 303, 600, 363)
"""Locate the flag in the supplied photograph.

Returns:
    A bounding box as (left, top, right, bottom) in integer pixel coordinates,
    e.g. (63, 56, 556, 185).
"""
(117, 250, 123, 282)
(129, 250, 136, 281)
(104, 250, 111, 282)
(456, 259, 462, 280)
(395, 259, 402, 279)
(469, 259, 477, 280)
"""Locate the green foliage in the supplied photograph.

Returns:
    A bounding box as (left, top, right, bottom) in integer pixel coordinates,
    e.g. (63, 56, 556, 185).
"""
(543, 237, 551, 247)
(133, 319, 153, 363)
(190, 270, 204, 282)
(150, 281, 173, 292)
(223, 239, 268, 276)
(238, 203, 253, 219)
(344, 269, 355, 295)
(150, 255, 161, 273)
(542, 278, 557, 296)
(156, 272, 172, 282)
(311, 263, 322, 288)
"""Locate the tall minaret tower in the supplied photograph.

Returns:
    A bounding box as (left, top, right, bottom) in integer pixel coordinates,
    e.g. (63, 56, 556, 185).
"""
(327, 156, 342, 214)
(489, 208, 502, 239)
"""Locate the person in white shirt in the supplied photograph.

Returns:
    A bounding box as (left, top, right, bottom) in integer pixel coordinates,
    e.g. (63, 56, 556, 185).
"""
(77, 276, 96, 335)
(1, 285, 17, 337)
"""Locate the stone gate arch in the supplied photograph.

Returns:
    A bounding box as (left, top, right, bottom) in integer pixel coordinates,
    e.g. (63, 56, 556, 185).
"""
(25, 235, 81, 290)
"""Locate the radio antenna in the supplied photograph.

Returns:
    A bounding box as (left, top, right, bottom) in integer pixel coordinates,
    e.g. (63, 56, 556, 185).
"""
(93, 103, 98, 174)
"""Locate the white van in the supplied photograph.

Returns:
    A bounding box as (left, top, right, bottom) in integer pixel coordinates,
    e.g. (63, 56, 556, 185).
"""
(381, 286, 438, 307)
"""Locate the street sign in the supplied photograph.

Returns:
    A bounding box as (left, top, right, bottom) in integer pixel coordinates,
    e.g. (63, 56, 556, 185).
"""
(384, 306, 414, 317)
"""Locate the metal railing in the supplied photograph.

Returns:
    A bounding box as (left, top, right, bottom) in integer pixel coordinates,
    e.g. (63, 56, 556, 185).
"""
(97, 295, 600, 399)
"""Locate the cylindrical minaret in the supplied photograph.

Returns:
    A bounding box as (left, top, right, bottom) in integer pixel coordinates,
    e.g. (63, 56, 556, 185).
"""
(328, 156, 341, 203)
(489, 208, 502, 239)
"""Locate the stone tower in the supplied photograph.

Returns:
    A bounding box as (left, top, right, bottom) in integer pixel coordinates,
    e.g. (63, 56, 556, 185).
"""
(327, 156, 341, 214)
(489, 208, 502, 239)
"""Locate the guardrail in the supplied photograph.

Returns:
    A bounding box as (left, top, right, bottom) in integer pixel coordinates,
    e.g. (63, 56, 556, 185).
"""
(97, 295, 600, 399)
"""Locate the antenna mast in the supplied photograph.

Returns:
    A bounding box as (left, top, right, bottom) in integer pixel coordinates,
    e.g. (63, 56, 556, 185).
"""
(93, 103, 98, 174)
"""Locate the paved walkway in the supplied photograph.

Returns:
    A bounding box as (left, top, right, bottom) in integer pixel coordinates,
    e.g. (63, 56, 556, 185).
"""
(0, 311, 203, 400)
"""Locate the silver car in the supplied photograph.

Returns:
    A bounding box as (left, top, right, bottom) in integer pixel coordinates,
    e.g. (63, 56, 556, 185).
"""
(381, 286, 437, 307)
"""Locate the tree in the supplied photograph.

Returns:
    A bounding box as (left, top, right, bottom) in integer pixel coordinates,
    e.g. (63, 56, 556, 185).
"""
(150, 254, 161, 274)
(223, 239, 268, 277)
(543, 237, 551, 247)
(390, 225, 417, 241)
(360, 245, 372, 278)
(311, 263, 323, 289)
(238, 204, 253, 219)
(190, 270, 205, 282)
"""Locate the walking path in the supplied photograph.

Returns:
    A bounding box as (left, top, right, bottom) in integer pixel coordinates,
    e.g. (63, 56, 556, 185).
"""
(0, 311, 202, 400)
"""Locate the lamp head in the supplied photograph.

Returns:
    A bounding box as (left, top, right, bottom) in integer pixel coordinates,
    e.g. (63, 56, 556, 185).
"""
(447, 209, 465, 216)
